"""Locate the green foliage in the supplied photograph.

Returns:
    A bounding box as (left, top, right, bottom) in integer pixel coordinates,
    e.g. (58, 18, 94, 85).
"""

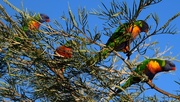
(0, 0, 180, 102)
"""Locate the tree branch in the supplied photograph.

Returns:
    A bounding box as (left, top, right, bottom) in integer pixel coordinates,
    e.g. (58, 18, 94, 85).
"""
(147, 80, 180, 100)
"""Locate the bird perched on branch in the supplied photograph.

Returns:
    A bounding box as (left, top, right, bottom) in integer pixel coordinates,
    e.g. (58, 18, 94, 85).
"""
(2, 1, 50, 34)
(55, 45, 73, 59)
(13, 13, 50, 47)
(87, 20, 149, 66)
(54, 42, 73, 73)
(116, 59, 176, 93)
(22, 13, 50, 32)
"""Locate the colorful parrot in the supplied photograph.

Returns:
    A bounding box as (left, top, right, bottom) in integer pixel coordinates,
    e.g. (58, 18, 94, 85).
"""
(23, 13, 50, 32)
(54, 44, 73, 72)
(116, 59, 176, 93)
(55, 45, 73, 59)
(87, 20, 149, 65)
(54, 40, 79, 59)
(13, 14, 50, 48)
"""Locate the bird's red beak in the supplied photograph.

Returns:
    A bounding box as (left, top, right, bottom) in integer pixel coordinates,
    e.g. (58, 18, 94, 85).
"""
(172, 67, 176, 70)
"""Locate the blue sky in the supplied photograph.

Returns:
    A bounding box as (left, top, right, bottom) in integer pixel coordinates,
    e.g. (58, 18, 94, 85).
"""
(1, 0, 180, 100)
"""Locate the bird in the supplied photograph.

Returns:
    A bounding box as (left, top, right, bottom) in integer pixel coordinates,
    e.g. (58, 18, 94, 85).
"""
(55, 45, 73, 59)
(87, 20, 149, 66)
(54, 43, 73, 73)
(22, 13, 50, 32)
(116, 59, 176, 93)
(13, 13, 50, 48)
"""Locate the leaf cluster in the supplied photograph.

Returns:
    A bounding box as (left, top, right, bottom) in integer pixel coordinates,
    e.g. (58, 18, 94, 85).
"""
(0, 0, 180, 101)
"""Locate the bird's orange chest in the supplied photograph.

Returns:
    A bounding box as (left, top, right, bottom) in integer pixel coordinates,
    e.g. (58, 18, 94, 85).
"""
(126, 25, 141, 38)
(28, 20, 41, 30)
(146, 60, 162, 74)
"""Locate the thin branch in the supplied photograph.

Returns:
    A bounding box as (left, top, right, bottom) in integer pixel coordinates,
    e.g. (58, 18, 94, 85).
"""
(147, 80, 180, 100)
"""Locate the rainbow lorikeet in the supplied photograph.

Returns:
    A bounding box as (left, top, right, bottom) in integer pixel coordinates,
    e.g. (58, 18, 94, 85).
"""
(54, 44, 73, 72)
(88, 20, 149, 65)
(23, 13, 50, 32)
(116, 59, 176, 93)
(55, 45, 73, 59)
(54, 40, 79, 58)
(13, 14, 50, 46)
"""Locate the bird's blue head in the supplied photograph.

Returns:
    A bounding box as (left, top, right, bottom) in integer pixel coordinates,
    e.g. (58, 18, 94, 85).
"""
(39, 14, 50, 23)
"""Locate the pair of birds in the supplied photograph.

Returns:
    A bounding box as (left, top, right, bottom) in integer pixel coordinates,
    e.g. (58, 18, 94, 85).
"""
(27, 14, 176, 93)
(24, 13, 71, 60)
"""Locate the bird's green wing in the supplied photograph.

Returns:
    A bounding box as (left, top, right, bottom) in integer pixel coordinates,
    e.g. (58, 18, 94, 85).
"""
(116, 59, 151, 93)
(134, 59, 151, 74)
(106, 23, 130, 47)
(87, 23, 132, 66)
